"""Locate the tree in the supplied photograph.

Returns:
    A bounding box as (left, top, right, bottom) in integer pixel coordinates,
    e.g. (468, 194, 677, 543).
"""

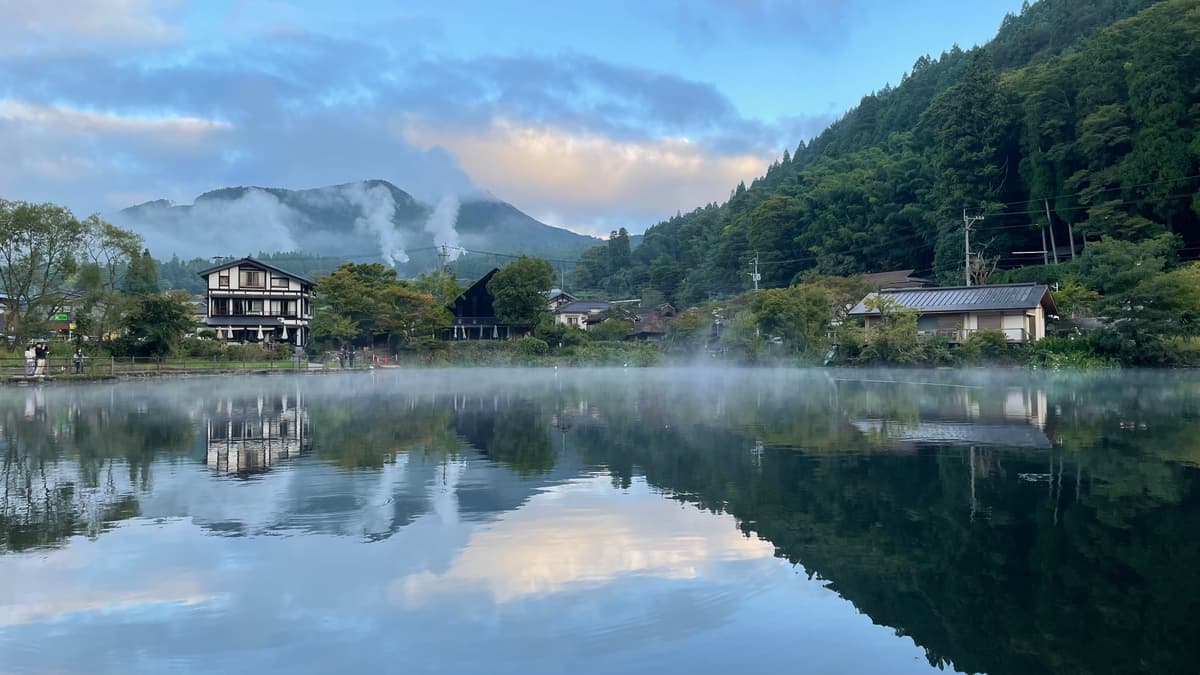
(1076, 234, 1178, 296)
(1107, 263, 1200, 343)
(859, 295, 923, 364)
(0, 200, 87, 349)
(722, 310, 762, 361)
(377, 284, 451, 346)
(314, 263, 450, 348)
(750, 286, 832, 355)
(414, 270, 464, 307)
(118, 291, 196, 356)
(1052, 278, 1100, 319)
(314, 263, 396, 345)
(666, 307, 710, 349)
(122, 248, 159, 296)
(488, 256, 554, 326)
(588, 318, 633, 341)
(75, 216, 143, 339)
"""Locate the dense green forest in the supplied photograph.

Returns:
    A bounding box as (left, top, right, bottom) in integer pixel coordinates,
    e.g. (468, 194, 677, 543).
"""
(573, 0, 1200, 304)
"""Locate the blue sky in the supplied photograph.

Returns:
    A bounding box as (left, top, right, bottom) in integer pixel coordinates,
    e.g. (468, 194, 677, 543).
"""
(0, 0, 1025, 236)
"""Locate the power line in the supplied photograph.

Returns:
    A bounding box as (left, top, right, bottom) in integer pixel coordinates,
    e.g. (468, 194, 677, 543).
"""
(983, 173, 1200, 212)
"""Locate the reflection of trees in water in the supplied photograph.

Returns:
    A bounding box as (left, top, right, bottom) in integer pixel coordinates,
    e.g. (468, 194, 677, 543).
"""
(565, 377, 1200, 675)
(0, 389, 196, 552)
(307, 396, 461, 469)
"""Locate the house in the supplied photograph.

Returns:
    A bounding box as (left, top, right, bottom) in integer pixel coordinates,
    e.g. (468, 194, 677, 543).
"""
(441, 268, 530, 340)
(545, 288, 577, 311)
(847, 283, 1057, 343)
(198, 257, 314, 346)
(554, 300, 611, 330)
(862, 269, 933, 290)
(627, 303, 677, 340)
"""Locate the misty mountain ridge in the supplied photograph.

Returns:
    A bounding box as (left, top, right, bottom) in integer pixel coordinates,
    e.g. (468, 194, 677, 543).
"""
(115, 179, 602, 276)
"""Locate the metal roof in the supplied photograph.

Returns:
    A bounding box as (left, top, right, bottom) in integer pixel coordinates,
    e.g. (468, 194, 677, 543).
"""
(848, 283, 1055, 316)
(197, 257, 315, 286)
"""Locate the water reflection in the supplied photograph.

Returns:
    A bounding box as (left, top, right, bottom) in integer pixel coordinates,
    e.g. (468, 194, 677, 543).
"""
(842, 377, 1051, 448)
(0, 369, 1199, 675)
(206, 392, 310, 475)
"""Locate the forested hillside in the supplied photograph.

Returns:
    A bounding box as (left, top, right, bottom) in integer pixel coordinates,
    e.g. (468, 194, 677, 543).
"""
(574, 0, 1199, 304)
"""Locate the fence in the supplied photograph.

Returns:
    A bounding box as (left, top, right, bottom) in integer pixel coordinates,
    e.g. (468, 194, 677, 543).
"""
(0, 353, 311, 378)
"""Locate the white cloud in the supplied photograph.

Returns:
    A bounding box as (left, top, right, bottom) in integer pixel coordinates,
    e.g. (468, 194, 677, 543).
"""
(0, 99, 231, 147)
(0, 99, 231, 199)
(0, 0, 182, 53)
(402, 117, 771, 233)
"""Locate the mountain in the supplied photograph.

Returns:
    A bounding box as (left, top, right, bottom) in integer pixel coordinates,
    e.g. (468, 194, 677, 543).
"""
(573, 0, 1198, 304)
(114, 179, 602, 289)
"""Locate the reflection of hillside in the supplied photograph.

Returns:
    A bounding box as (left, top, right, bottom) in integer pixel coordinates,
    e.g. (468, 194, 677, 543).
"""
(206, 393, 310, 475)
(568, 377, 1200, 675)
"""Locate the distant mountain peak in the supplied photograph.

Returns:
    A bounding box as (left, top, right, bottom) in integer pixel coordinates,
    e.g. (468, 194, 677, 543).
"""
(112, 179, 601, 272)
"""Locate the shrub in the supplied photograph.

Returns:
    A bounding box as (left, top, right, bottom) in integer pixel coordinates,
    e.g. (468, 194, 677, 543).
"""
(588, 318, 633, 342)
(515, 336, 549, 356)
(961, 330, 1010, 361)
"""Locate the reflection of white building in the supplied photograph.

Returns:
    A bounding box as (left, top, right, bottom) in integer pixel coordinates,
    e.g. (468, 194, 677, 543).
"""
(850, 385, 1052, 449)
(206, 392, 310, 474)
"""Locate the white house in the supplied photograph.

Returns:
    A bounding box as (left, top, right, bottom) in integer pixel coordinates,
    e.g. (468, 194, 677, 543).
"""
(199, 257, 314, 346)
(554, 300, 612, 330)
(546, 289, 577, 311)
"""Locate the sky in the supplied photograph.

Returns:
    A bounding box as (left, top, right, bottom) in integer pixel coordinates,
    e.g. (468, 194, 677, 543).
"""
(0, 0, 1026, 237)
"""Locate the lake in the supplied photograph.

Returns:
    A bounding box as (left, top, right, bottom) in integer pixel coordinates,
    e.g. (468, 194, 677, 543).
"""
(1, 368, 1198, 674)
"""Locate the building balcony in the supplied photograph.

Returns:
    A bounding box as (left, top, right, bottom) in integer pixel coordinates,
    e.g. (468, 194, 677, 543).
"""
(917, 328, 1032, 343)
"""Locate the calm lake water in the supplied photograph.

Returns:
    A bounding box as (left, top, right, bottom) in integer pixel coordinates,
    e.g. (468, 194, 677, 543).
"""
(1, 368, 1198, 674)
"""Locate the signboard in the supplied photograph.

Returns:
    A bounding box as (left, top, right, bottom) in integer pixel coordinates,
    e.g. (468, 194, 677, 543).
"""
(52, 313, 69, 321)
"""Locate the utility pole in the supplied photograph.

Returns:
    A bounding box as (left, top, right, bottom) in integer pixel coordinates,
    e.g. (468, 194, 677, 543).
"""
(963, 210, 983, 286)
(1044, 199, 1060, 264)
(747, 253, 761, 291)
(1067, 220, 1077, 260)
(437, 245, 450, 273)
(1041, 225, 1049, 266)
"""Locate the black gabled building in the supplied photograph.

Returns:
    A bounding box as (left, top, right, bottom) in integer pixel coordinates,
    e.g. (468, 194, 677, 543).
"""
(441, 269, 529, 340)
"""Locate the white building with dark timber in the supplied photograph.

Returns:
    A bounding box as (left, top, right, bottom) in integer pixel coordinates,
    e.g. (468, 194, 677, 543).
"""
(199, 257, 314, 346)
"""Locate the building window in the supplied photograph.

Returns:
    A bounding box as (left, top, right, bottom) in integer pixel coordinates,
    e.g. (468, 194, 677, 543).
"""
(272, 276, 290, 289)
(239, 269, 265, 288)
(218, 272, 230, 288)
(212, 298, 230, 316)
(233, 299, 264, 316)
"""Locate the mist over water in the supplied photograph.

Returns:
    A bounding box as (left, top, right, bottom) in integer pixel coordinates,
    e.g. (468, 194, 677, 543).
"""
(2, 367, 1199, 675)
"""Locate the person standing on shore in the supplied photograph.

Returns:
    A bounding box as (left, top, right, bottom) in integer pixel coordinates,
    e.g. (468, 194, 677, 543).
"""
(34, 343, 47, 376)
(23, 345, 34, 376)
(73, 347, 84, 374)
